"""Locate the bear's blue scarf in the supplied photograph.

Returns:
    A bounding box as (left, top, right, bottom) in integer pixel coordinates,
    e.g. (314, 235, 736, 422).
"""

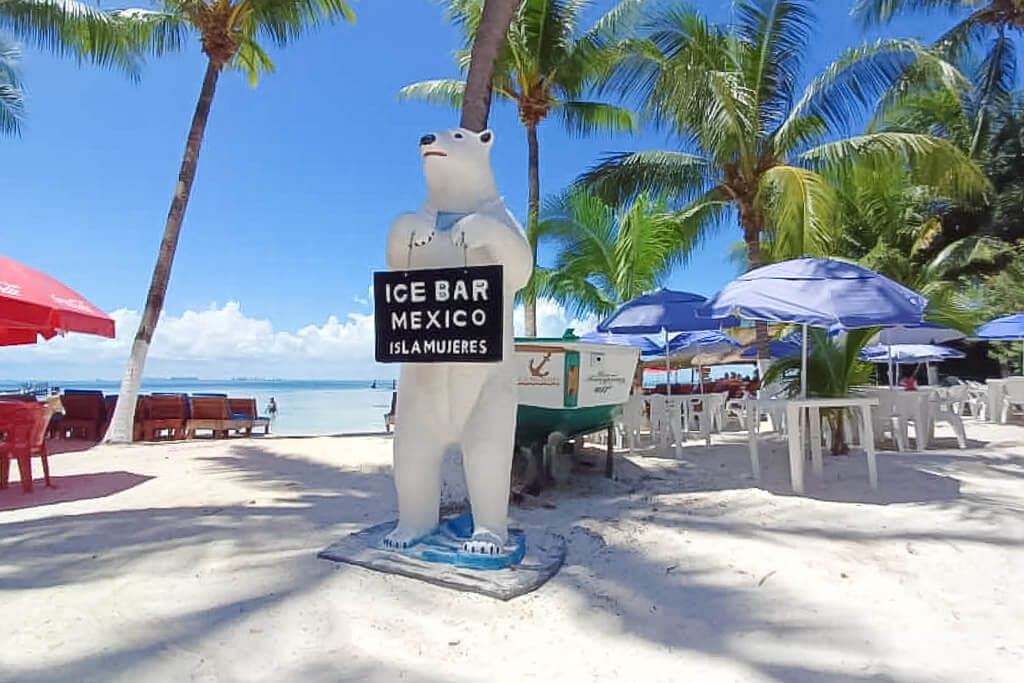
(434, 211, 469, 233)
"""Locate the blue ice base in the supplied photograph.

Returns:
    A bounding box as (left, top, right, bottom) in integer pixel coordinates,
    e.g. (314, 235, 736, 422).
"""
(392, 512, 527, 571)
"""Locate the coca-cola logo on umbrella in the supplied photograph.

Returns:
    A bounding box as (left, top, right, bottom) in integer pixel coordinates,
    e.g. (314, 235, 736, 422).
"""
(50, 294, 97, 313)
(0, 281, 22, 297)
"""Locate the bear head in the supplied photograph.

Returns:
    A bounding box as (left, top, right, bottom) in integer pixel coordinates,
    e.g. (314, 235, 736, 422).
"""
(419, 128, 498, 212)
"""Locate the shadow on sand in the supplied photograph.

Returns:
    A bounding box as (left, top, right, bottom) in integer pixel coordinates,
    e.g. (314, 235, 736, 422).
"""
(1, 434, 1019, 682)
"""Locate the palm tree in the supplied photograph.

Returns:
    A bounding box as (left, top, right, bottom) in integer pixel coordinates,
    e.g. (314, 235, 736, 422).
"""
(460, 0, 521, 131)
(0, 37, 22, 136)
(535, 186, 701, 318)
(400, 0, 638, 336)
(580, 0, 989, 353)
(102, 0, 356, 444)
(852, 0, 1022, 156)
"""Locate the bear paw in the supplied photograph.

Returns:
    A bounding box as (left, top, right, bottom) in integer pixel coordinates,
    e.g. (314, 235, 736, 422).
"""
(462, 530, 504, 556)
(383, 525, 430, 550)
(410, 230, 434, 248)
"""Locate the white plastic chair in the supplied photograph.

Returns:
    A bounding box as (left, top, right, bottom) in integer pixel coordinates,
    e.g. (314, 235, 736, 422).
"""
(865, 389, 907, 451)
(1001, 378, 1024, 424)
(965, 381, 988, 419)
(615, 394, 647, 453)
(930, 388, 967, 449)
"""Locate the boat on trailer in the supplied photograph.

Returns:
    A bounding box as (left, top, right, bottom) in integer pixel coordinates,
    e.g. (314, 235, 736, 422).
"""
(513, 333, 639, 452)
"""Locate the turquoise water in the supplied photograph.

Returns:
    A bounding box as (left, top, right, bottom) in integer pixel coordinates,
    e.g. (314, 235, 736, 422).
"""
(10, 379, 397, 436)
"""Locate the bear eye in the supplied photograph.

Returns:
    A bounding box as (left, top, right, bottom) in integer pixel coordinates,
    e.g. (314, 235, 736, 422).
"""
(453, 132, 464, 139)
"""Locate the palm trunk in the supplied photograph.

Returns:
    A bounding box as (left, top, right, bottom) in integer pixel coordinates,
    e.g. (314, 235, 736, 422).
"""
(460, 0, 519, 132)
(524, 122, 540, 337)
(740, 211, 770, 361)
(104, 59, 222, 443)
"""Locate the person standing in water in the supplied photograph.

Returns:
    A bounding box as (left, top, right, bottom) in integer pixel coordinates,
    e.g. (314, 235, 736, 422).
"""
(266, 397, 278, 418)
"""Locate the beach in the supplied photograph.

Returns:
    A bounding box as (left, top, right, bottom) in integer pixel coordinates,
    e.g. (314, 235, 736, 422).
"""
(1, 419, 1021, 682)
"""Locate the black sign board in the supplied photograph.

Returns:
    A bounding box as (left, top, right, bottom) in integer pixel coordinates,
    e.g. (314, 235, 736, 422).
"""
(374, 265, 504, 363)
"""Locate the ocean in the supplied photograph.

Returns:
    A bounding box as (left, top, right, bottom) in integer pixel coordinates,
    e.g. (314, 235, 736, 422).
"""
(18, 379, 398, 436)
(9, 363, 753, 437)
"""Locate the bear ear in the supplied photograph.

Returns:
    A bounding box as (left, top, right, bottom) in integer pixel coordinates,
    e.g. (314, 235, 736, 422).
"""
(478, 129, 494, 145)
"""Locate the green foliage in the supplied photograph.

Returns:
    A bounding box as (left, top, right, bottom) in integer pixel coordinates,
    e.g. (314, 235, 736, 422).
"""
(762, 327, 877, 453)
(975, 244, 1024, 372)
(578, 0, 984, 270)
(399, 0, 638, 133)
(532, 186, 704, 317)
(0, 0, 157, 74)
(0, 36, 22, 137)
(112, 0, 355, 86)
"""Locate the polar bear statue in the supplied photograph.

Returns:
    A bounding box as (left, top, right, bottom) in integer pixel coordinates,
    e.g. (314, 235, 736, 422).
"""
(383, 128, 533, 555)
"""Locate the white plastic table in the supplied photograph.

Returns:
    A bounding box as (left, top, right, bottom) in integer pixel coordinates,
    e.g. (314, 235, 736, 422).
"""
(745, 397, 880, 494)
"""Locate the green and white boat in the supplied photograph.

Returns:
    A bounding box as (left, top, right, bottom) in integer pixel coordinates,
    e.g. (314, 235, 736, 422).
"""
(513, 333, 640, 449)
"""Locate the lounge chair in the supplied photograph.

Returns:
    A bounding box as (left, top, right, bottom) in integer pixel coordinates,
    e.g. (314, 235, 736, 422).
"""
(227, 398, 270, 436)
(59, 389, 106, 440)
(185, 396, 249, 439)
(0, 399, 52, 492)
(1001, 378, 1024, 424)
(139, 394, 189, 441)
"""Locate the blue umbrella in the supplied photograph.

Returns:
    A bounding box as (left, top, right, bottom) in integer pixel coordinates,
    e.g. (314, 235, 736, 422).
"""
(597, 289, 739, 396)
(597, 289, 740, 334)
(874, 322, 964, 345)
(656, 330, 739, 356)
(860, 344, 965, 364)
(579, 330, 663, 356)
(976, 313, 1024, 371)
(740, 338, 803, 360)
(701, 258, 928, 397)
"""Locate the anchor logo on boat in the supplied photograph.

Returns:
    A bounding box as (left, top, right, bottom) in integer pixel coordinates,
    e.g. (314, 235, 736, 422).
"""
(529, 352, 553, 378)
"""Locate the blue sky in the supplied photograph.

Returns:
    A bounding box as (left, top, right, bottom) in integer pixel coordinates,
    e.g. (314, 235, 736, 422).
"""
(2, 0, 946, 379)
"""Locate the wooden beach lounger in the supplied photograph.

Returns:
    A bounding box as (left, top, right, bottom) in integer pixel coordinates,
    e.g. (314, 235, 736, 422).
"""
(139, 394, 188, 441)
(58, 389, 106, 441)
(228, 398, 270, 436)
(185, 396, 250, 439)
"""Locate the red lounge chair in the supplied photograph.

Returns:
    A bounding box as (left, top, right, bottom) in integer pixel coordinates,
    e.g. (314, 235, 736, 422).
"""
(0, 400, 52, 493)
(59, 389, 106, 441)
(139, 395, 188, 441)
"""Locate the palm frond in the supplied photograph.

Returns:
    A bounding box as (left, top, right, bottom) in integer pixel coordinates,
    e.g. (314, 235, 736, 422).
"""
(736, 0, 816, 131)
(0, 0, 160, 74)
(850, 0, 965, 28)
(554, 100, 636, 136)
(0, 37, 24, 137)
(398, 78, 467, 108)
(800, 132, 990, 201)
(757, 164, 839, 258)
(783, 39, 964, 138)
(577, 150, 713, 205)
(246, 0, 356, 48)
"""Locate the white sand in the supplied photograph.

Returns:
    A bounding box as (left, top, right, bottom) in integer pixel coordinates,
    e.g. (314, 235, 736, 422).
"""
(1, 421, 1022, 683)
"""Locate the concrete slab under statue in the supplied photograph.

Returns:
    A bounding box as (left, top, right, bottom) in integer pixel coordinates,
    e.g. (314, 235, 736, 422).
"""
(317, 126, 566, 598)
(317, 512, 567, 601)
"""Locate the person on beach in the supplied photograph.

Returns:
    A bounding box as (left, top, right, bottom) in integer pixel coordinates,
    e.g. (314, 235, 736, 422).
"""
(266, 397, 278, 418)
(45, 388, 65, 437)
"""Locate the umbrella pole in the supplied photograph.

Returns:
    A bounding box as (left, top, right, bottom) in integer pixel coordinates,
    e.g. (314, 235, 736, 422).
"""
(1020, 339, 1023, 376)
(800, 324, 809, 399)
(664, 328, 671, 396)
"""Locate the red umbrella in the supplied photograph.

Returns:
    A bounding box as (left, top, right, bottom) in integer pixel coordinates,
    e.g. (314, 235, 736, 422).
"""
(0, 255, 115, 343)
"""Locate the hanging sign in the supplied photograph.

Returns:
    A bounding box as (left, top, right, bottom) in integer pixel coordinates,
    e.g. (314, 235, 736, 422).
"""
(374, 265, 504, 363)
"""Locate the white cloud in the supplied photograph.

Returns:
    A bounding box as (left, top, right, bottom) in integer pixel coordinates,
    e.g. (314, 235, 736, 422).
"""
(0, 297, 599, 380)
(513, 298, 600, 338)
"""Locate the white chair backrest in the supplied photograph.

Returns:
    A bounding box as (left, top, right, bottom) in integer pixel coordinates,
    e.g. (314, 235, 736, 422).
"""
(648, 394, 667, 427)
(1005, 378, 1024, 402)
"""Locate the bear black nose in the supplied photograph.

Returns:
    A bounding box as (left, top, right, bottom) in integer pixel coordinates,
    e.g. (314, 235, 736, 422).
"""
(419, 134, 436, 146)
